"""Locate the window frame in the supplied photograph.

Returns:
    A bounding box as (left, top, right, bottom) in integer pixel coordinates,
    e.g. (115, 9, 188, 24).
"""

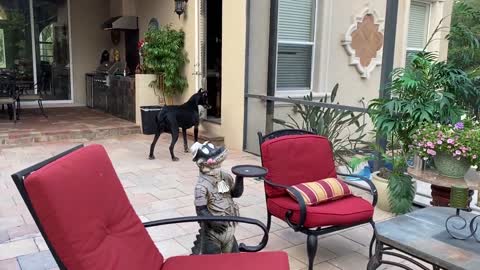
(275, 0, 318, 97)
(406, 0, 432, 60)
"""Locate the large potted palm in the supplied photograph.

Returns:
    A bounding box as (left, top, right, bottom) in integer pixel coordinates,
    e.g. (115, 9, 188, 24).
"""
(368, 51, 469, 214)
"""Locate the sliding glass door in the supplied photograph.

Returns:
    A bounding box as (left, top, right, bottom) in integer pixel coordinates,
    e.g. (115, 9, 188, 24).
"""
(32, 0, 71, 100)
(0, 0, 71, 101)
(0, 0, 35, 81)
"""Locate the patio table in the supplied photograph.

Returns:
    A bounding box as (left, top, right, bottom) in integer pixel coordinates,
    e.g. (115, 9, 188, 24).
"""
(368, 207, 480, 270)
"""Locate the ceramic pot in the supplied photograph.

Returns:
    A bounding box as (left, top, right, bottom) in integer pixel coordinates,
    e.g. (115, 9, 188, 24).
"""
(433, 152, 471, 179)
(371, 171, 417, 212)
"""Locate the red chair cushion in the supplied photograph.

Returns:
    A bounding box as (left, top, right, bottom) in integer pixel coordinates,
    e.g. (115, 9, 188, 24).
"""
(287, 178, 352, 205)
(267, 195, 374, 228)
(25, 145, 164, 270)
(261, 135, 337, 197)
(162, 252, 289, 270)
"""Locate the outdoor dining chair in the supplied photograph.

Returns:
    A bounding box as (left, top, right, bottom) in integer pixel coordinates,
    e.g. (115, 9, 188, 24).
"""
(0, 74, 17, 122)
(258, 129, 378, 270)
(16, 71, 48, 118)
(11, 144, 289, 270)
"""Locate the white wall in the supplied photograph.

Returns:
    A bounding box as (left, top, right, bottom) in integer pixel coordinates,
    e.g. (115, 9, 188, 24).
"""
(70, 0, 112, 105)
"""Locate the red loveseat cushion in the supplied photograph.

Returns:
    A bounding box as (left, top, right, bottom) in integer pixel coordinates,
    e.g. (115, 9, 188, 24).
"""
(25, 144, 164, 270)
(267, 195, 374, 228)
(261, 135, 337, 197)
(162, 251, 289, 270)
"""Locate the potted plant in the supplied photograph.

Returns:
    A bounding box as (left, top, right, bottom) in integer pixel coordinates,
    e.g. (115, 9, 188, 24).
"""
(135, 24, 188, 132)
(367, 51, 469, 214)
(411, 118, 479, 178)
(141, 24, 188, 100)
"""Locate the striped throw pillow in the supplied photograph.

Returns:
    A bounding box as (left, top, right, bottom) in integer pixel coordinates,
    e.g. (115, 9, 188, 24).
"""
(287, 178, 352, 206)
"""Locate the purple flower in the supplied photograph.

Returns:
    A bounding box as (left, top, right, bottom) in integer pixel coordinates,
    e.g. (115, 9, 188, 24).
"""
(427, 149, 437, 156)
(447, 139, 455, 144)
(454, 122, 464, 130)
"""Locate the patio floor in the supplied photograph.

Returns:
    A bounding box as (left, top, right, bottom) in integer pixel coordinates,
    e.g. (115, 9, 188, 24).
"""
(0, 134, 429, 270)
(0, 107, 140, 147)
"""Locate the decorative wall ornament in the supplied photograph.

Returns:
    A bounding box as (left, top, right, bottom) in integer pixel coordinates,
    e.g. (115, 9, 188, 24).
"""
(342, 7, 384, 79)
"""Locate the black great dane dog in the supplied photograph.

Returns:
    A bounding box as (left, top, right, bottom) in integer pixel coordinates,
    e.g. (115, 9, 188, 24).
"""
(149, 89, 210, 161)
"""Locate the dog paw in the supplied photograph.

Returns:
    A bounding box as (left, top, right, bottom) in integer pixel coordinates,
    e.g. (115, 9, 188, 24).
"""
(172, 157, 180, 162)
(148, 156, 156, 160)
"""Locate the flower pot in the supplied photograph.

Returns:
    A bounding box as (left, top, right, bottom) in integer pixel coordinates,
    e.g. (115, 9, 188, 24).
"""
(135, 74, 165, 126)
(371, 171, 391, 212)
(140, 106, 163, 135)
(433, 152, 471, 179)
(371, 171, 417, 213)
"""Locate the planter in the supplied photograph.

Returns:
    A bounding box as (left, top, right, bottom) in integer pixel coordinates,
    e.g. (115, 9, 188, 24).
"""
(433, 152, 471, 179)
(371, 172, 391, 212)
(371, 171, 417, 213)
(140, 106, 163, 135)
(135, 74, 165, 127)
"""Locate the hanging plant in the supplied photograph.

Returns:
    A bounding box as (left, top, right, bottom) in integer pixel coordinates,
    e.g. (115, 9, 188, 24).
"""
(141, 24, 188, 98)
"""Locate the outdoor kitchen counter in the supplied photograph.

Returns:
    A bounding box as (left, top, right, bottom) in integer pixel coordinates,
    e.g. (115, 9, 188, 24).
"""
(107, 76, 135, 122)
(87, 74, 136, 122)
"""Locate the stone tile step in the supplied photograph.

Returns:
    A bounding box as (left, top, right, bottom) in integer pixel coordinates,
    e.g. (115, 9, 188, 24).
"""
(186, 129, 224, 146)
(0, 126, 141, 148)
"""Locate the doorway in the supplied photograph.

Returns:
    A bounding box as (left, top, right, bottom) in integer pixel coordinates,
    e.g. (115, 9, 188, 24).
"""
(205, 0, 222, 120)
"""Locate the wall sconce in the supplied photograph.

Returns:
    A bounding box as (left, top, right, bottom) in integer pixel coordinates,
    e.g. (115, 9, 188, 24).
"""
(174, 0, 188, 18)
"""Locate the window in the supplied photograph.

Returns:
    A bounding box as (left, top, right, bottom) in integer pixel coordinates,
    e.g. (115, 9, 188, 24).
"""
(276, 0, 316, 92)
(406, 1, 430, 63)
(39, 24, 54, 63)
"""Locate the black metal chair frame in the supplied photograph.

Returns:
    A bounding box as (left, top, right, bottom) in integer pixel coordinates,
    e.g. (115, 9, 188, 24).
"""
(11, 145, 269, 270)
(16, 79, 48, 118)
(258, 129, 378, 270)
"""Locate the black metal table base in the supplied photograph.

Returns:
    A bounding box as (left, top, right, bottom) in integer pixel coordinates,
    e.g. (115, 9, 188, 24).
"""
(368, 240, 444, 270)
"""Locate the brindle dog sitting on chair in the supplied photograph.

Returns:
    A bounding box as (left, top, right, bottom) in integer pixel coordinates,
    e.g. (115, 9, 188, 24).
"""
(149, 89, 210, 161)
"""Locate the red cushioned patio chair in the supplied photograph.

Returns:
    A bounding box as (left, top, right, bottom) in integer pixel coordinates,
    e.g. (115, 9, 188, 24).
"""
(258, 129, 378, 270)
(11, 144, 289, 270)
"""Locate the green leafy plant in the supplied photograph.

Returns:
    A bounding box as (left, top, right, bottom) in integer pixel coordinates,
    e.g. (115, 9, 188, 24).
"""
(273, 84, 367, 167)
(348, 142, 415, 215)
(369, 51, 468, 153)
(141, 24, 188, 98)
(447, 2, 480, 118)
(387, 154, 416, 215)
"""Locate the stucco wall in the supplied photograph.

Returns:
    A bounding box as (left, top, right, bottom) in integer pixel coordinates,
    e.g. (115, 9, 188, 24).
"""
(70, 0, 112, 105)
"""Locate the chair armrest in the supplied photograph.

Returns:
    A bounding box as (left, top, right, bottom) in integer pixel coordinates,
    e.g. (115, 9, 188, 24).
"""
(336, 173, 378, 207)
(262, 178, 307, 231)
(143, 216, 268, 252)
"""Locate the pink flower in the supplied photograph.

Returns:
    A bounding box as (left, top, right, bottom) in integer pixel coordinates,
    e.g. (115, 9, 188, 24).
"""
(455, 150, 462, 156)
(473, 155, 477, 160)
(437, 140, 443, 145)
(426, 142, 434, 148)
(427, 149, 437, 156)
(447, 139, 455, 144)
